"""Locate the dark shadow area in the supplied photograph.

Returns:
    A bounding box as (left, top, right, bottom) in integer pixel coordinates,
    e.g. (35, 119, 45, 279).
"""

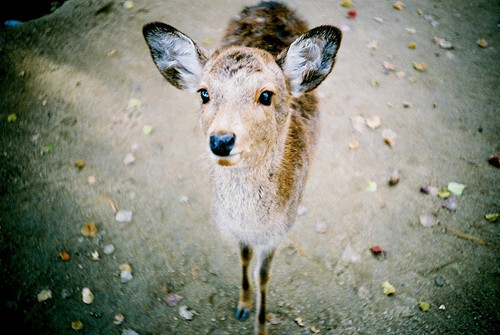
(1, 0, 66, 24)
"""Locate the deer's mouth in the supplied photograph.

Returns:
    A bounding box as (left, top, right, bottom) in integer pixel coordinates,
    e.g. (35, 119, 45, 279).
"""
(213, 152, 242, 166)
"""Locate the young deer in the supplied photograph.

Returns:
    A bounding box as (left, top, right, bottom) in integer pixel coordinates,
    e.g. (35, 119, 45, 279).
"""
(143, 2, 341, 334)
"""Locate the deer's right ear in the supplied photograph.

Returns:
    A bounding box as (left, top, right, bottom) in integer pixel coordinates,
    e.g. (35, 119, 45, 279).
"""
(143, 22, 208, 92)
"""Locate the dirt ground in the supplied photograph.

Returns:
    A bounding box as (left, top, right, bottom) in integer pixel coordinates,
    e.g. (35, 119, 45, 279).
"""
(0, 0, 498, 334)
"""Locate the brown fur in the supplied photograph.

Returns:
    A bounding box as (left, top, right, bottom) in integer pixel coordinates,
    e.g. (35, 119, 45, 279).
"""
(143, 2, 341, 334)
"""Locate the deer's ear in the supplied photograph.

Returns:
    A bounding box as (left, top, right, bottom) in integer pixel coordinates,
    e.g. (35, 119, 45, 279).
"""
(276, 26, 341, 97)
(143, 22, 208, 92)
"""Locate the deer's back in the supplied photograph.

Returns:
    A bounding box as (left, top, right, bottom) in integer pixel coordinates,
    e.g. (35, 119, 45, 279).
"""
(221, 1, 309, 56)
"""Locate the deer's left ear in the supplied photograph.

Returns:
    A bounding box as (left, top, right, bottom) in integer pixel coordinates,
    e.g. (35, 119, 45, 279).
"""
(276, 26, 341, 97)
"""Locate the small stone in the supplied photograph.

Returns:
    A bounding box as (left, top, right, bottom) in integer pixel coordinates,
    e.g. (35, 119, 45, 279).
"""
(116, 210, 133, 223)
(121, 269, 133, 283)
(61, 288, 73, 299)
(82, 287, 94, 304)
(123, 153, 135, 165)
(114, 313, 125, 325)
(435, 278, 444, 287)
(104, 244, 115, 255)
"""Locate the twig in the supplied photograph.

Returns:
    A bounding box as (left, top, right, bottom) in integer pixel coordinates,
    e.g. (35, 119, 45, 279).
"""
(101, 190, 118, 214)
(446, 228, 498, 249)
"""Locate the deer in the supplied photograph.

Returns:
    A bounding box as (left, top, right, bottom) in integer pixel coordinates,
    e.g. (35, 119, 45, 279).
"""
(143, 2, 341, 334)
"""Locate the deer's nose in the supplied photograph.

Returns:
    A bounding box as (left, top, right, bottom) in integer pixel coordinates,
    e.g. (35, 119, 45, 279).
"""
(209, 133, 236, 157)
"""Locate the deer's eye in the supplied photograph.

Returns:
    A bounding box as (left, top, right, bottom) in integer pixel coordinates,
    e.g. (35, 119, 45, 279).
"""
(198, 89, 210, 104)
(258, 91, 273, 106)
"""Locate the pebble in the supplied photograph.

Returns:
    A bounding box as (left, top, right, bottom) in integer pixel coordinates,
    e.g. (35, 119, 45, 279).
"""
(123, 153, 135, 165)
(435, 278, 445, 287)
(82, 287, 94, 304)
(104, 244, 115, 254)
(116, 210, 133, 223)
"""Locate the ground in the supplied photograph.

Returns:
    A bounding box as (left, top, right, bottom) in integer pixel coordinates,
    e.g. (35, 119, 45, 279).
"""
(0, 0, 499, 334)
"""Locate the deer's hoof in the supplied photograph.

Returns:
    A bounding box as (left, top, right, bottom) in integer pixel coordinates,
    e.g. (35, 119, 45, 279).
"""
(235, 307, 251, 321)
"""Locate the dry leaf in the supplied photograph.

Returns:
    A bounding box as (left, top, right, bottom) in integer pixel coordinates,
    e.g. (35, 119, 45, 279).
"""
(350, 115, 366, 133)
(75, 160, 85, 170)
(366, 40, 378, 50)
(420, 215, 439, 227)
(113, 313, 125, 325)
(37, 289, 52, 302)
(388, 169, 400, 186)
(81, 222, 97, 237)
(393, 1, 404, 10)
(476, 38, 488, 48)
(419, 301, 430, 312)
(413, 62, 427, 72)
(383, 61, 396, 72)
(71, 320, 84, 331)
(381, 281, 395, 295)
(433, 36, 453, 49)
(408, 42, 416, 49)
(349, 139, 359, 150)
(82, 287, 94, 304)
(365, 115, 381, 129)
(295, 317, 305, 327)
(59, 252, 70, 261)
(86, 175, 97, 185)
(166, 293, 183, 307)
(381, 128, 397, 147)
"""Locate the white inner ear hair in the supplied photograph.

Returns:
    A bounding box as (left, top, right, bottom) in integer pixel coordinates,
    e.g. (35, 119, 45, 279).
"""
(283, 37, 326, 97)
(152, 32, 203, 92)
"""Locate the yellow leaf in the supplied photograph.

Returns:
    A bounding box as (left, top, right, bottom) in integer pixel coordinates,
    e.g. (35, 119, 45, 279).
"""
(381, 281, 395, 295)
(81, 222, 97, 237)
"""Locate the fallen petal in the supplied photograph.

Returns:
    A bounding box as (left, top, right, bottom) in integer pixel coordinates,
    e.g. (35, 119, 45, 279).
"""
(437, 188, 451, 199)
(166, 293, 183, 307)
(113, 313, 125, 325)
(366, 181, 377, 193)
(81, 222, 98, 237)
(366, 115, 381, 129)
(71, 320, 84, 331)
(413, 62, 427, 72)
(179, 305, 196, 320)
(442, 197, 458, 212)
(315, 221, 327, 234)
(420, 215, 439, 227)
(476, 38, 488, 48)
(419, 301, 430, 312)
(116, 210, 133, 223)
(37, 289, 52, 302)
(381, 128, 397, 147)
(82, 287, 94, 304)
(447, 182, 467, 196)
(381, 281, 395, 295)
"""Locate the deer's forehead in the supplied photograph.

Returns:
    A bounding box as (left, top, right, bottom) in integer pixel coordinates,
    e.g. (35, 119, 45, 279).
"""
(204, 48, 279, 84)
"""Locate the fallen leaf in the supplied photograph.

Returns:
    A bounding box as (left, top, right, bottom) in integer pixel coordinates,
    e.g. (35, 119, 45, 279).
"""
(420, 186, 439, 196)
(311, 326, 321, 333)
(267, 313, 281, 325)
(71, 320, 84, 331)
(128, 98, 141, 108)
(116, 210, 133, 223)
(420, 215, 439, 227)
(488, 155, 499, 168)
(370, 245, 383, 254)
(166, 293, 183, 307)
(437, 188, 451, 199)
(7, 113, 17, 123)
(350, 115, 366, 133)
(91, 250, 99, 260)
(86, 175, 97, 185)
(366, 115, 381, 129)
(419, 301, 430, 312)
(408, 42, 416, 49)
(340, 0, 352, 8)
(123, 1, 134, 9)
(442, 197, 458, 212)
(59, 252, 70, 261)
(179, 305, 196, 320)
(381, 128, 397, 147)
(123, 153, 136, 165)
(388, 169, 400, 186)
(366, 181, 377, 193)
(113, 313, 125, 325)
(447, 182, 467, 196)
(82, 287, 94, 304)
(476, 38, 488, 48)
(413, 62, 427, 72)
(75, 160, 85, 170)
(381, 281, 395, 295)
(106, 49, 116, 57)
(37, 289, 52, 302)
(366, 40, 378, 50)
(383, 61, 396, 72)
(142, 125, 153, 135)
(393, 2, 404, 10)
(295, 317, 305, 327)
(81, 222, 97, 237)
(41, 143, 53, 155)
(315, 221, 327, 233)
(433, 36, 453, 49)
(485, 213, 499, 223)
(349, 139, 359, 150)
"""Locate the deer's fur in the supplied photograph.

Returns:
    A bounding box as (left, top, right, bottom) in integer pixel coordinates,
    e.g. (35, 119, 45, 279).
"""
(143, 2, 341, 334)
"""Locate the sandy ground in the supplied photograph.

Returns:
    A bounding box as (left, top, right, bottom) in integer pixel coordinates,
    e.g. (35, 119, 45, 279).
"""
(0, 0, 499, 334)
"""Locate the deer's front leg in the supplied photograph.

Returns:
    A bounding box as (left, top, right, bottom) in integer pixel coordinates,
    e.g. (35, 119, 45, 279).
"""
(236, 242, 253, 321)
(254, 248, 275, 335)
